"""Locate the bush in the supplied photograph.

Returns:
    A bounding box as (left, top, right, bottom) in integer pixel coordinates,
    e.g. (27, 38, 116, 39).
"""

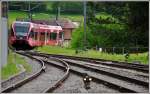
(71, 25, 96, 49)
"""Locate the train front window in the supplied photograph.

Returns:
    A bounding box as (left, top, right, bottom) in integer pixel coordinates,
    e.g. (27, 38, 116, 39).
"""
(15, 23, 30, 36)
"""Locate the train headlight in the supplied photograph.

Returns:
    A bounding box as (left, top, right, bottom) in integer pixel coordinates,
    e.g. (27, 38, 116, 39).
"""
(84, 78, 86, 81)
(89, 78, 92, 81)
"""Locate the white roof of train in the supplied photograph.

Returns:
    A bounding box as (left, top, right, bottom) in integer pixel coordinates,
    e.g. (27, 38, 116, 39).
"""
(31, 23, 62, 31)
(13, 21, 62, 31)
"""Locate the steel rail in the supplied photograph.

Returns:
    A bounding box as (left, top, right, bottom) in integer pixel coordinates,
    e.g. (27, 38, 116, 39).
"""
(42, 57, 70, 93)
(28, 52, 148, 73)
(39, 52, 148, 67)
(27, 52, 148, 93)
(33, 53, 149, 87)
(1, 52, 46, 93)
(64, 60, 149, 87)
(42, 58, 137, 93)
(2, 51, 70, 93)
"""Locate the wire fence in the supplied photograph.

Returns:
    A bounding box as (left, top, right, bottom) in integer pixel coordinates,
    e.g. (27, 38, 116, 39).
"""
(97, 47, 148, 54)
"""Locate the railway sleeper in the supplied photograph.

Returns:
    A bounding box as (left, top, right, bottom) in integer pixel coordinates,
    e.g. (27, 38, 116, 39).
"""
(44, 60, 140, 93)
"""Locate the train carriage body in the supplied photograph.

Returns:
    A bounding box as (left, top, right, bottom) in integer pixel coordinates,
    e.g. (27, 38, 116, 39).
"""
(9, 21, 63, 48)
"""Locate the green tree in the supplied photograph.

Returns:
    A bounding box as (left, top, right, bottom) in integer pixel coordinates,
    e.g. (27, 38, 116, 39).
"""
(86, 1, 149, 48)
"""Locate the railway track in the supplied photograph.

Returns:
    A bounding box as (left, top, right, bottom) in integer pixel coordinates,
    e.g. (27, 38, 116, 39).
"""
(41, 57, 119, 93)
(42, 58, 135, 93)
(3, 51, 149, 93)
(63, 60, 148, 93)
(2, 51, 70, 93)
(42, 57, 70, 93)
(63, 59, 148, 81)
(28, 52, 149, 93)
(27, 51, 149, 73)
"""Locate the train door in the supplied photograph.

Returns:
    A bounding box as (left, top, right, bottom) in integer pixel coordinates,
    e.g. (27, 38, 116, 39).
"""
(40, 32, 45, 45)
(29, 30, 34, 39)
(44, 30, 48, 45)
(33, 32, 38, 40)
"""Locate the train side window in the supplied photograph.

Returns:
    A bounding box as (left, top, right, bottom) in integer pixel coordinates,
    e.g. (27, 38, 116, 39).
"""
(50, 32, 57, 40)
(29, 30, 34, 38)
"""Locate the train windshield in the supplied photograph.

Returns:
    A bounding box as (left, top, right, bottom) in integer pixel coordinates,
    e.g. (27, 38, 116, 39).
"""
(15, 23, 30, 36)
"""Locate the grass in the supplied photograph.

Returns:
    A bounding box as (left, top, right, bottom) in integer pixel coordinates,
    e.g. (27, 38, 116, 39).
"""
(1, 52, 19, 80)
(15, 54, 32, 73)
(37, 46, 149, 65)
(1, 50, 31, 80)
(37, 46, 75, 55)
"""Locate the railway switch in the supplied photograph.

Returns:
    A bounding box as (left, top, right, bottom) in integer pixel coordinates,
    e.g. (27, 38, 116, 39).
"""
(83, 73, 92, 89)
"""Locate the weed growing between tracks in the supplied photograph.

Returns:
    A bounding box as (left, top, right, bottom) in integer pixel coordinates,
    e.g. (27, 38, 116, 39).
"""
(37, 46, 148, 65)
(1, 50, 31, 80)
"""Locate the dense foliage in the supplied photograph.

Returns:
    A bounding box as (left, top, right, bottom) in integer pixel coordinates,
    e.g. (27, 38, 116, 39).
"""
(71, 2, 149, 49)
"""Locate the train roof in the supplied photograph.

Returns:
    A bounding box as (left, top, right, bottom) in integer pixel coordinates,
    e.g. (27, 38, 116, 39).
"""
(31, 23, 62, 31)
(12, 21, 62, 32)
(13, 21, 31, 24)
(31, 19, 76, 29)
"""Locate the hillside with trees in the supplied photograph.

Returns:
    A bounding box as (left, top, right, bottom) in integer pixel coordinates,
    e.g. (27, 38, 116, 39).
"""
(71, 1, 149, 52)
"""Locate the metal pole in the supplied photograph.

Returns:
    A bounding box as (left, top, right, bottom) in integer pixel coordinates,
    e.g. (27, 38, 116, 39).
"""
(122, 47, 124, 55)
(28, 2, 32, 21)
(0, 1, 2, 67)
(83, 1, 86, 50)
(1, 1, 8, 67)
(7, 1, 9, 54)
(113, 47, 115, 54)
(58, 6, 60, 19)
(56, 6, 60, 20)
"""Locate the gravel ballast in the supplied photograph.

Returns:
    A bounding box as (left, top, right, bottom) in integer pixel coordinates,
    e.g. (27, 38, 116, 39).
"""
(11, 63, 64, 93)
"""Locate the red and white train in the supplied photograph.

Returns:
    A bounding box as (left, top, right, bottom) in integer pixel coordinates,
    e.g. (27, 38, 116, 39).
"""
(9, 21, 63, 48)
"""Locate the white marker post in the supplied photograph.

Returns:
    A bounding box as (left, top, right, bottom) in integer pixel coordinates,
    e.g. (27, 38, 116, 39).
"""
(1, 1, 8, 67)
